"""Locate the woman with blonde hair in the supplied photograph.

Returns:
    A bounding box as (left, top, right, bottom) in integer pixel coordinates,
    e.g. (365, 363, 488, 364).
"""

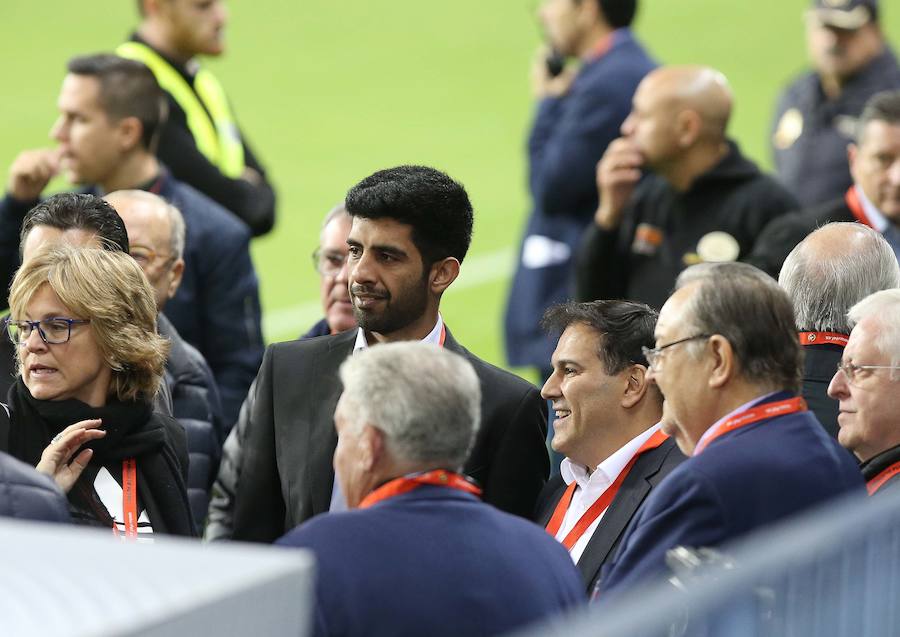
(2, 244, 194, 537)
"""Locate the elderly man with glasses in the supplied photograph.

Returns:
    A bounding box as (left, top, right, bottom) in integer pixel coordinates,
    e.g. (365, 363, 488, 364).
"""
(828, 289, 900, 495)
(597, 262, 864, 598)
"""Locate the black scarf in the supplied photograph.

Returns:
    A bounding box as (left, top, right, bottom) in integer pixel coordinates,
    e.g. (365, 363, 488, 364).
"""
(6, 379, 195, 536)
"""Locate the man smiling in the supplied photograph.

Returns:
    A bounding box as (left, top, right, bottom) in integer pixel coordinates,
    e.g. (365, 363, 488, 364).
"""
(228, 166, 549, 543)
(534, 300, 683, 593)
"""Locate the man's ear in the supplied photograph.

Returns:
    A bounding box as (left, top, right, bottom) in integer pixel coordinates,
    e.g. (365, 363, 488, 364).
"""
(116, 116, 144, 153)
(621, 364, 651, 409)
(166, 258, 185, 300)
(429, 257, 460, 295)
(359, 424, 385, 472)
(707, 335, 735, 389)
(676, 109, 702, 148)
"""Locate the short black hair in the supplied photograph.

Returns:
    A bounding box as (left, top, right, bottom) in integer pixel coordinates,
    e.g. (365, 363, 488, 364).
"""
(542, 299, 658, 373)
(597, 0, 638, 29)
(858, 90, 900, 140)
(19, 193, 130, 256)
(66, 53, 168, 151)
(344, 165, 474, 266)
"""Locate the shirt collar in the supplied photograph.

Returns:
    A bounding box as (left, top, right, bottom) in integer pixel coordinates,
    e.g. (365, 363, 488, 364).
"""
(693, 390, 781, 456)
(353, 313, 444, 352)
(855, 185, 890, 232)
(560, 423, 662, 490)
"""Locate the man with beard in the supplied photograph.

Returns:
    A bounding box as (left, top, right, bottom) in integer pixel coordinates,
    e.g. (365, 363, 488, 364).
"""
(227, 166, 549, 543)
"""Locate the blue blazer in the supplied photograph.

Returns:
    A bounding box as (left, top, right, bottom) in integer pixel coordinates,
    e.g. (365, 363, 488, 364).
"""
(505, 29, 656, 368)
(278, 486, 584, 637)
(600, 393, 865, 595)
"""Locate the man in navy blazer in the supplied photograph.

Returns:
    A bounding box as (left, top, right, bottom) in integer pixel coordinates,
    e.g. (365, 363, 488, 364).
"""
(277, 342, 583, 637)
(600, 262, 864, 597)
(505, 0, 655, 383)
(534, 300, 684, 593)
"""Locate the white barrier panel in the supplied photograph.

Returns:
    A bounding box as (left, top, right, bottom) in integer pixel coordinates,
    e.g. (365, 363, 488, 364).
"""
(0, 519, 315, 636)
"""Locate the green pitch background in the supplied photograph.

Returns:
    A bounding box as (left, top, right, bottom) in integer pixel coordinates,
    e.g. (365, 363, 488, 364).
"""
(1, 1, 898, 382)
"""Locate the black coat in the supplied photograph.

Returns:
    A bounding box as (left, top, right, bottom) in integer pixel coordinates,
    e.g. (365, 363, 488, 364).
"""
(576, 142, 798, 309)
(533, 438, 684, 593)
(231, 327, 549, 543)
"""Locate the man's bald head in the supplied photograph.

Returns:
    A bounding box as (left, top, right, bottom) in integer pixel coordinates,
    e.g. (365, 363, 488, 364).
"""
(779, 222, 900, 333)
(622, 65, 732, 175)
(104, 189, 186, 310)
(642, 66, 732, 140)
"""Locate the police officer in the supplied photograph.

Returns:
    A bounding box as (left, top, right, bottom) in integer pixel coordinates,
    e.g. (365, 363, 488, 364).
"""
(771, 0, 900, 207)
(121, 0, 276, 236)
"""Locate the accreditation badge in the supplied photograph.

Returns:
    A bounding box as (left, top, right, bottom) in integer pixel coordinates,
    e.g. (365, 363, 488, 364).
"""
(695, 231, 740, 263)
(773, 108, 803, 150)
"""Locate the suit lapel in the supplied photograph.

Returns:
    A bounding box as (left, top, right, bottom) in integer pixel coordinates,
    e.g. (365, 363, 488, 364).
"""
(575, 443, 671, 587)
(306, 331, 356, 516)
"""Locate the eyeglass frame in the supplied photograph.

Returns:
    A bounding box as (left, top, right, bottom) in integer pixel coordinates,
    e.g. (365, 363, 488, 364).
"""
(835, 361, 900, 383)
(5, 317, 92, 346)
(312, 247, 348, 277)
(641, 334, 712, 369)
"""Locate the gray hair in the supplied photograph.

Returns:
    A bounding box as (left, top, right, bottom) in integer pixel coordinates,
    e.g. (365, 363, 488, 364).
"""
(779, 223, 900, 333)
(338, 341, 481, 470)
(104, 189, 185, 260)
(320, 202, 349, 233)
(676, 262, 802, 393)
(847, 289, 900, 366)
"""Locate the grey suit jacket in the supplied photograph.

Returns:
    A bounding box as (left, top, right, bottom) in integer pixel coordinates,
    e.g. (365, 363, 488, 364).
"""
(534, 437, 685, 593)
(232, 328, 549, 543)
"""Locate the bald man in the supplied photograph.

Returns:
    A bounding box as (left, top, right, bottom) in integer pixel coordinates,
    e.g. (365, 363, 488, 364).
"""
(106, 190, 224, 528)
(778, 222, 899, 437)
(575, 65, 798, 309)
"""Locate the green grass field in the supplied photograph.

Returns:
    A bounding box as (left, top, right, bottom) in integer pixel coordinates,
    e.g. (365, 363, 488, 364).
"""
(1, 1, 898, 381)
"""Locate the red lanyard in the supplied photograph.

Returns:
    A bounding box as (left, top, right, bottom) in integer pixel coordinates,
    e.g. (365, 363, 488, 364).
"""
(845, 187, 875, 229)
(867, 460, 900, 495)
(438, 324, 446, 347)
(798, 331, 848, 347)
(113, 458, 139, 539)
(545, 429, 669, 549)
(359, 469, 482, 509)
(694, 397, 807, 456)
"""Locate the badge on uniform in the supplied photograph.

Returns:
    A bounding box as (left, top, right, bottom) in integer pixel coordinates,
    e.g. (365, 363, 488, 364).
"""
(631, 223, 664, 256)
(683, 231, 740, 266)
(773, 108, 804, 150)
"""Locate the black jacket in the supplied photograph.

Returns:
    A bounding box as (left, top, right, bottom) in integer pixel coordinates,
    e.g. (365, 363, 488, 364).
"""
(800, 343, 846, 440)
(576, 142, 798, 309)
(159, 313, 223, 529)
(0, 448, 70, 523)
(861, 445, 900, 495)
(229, 327, 549, 543)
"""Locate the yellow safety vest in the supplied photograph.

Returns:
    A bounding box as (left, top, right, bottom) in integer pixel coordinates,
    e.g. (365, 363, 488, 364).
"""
(117, 41, 245, 178)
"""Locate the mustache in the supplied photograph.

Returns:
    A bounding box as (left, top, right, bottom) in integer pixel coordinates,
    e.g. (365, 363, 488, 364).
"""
(350, 284, 390, 300)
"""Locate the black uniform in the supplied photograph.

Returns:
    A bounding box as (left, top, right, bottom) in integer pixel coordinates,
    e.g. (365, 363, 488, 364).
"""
(771, 47, 900, 208)
(575, 142, 798, 309)
(129, 34, 277, 236)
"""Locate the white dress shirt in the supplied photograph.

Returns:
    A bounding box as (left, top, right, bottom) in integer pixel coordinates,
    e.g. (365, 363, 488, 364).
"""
(556, 423, 661, 563)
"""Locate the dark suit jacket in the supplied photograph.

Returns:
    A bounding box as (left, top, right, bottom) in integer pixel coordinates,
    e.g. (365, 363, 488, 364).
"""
(232, 328, 549, 542)
(534, 438, 684, 592)
(801, 343, 844, 439)
(600, 393, 865, 596)
(276, 486, 584, 637)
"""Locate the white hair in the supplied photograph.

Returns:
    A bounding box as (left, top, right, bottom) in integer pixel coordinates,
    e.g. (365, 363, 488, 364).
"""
(779, 223, 900, 333)
(847, 289, 900, 366)
(338, 341, 481, 470)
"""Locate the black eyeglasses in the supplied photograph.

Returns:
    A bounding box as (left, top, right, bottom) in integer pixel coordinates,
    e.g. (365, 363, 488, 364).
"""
(5, 317, 91, 346)
(641, 334, 711, 369)
(836, 361, 900, 384)
(312, 248, 348, 277)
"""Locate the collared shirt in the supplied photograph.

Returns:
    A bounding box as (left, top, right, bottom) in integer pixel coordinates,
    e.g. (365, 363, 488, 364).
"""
(557, 423, 661, 563)
(330, 314, 446, 512)
(855, 185, 900, 261)
(693, 391, 780, 457)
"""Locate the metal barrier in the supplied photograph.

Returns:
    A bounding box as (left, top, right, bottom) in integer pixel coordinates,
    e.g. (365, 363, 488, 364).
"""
(512, 488, 900, 637)
(0, 518, 315, 636)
